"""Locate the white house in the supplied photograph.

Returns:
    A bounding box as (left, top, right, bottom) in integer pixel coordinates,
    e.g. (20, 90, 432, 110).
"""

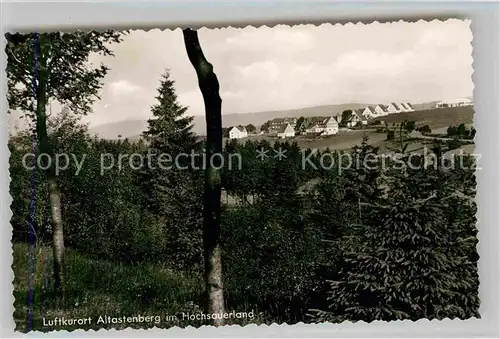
(361, 106, 378, 119)
(229, 126, 248, 139)
(435, 98, 473, 108)
(387, 102, 403, 114)
(399, 103, 410, 112)
(397, 102, 414, 112)
(385, 103, 398, 114)
(267, 117, 298, 134)
(346, 110, 368, 127)
(305, 116, 339, 135)
(399, 102, 414, 112)
(277, 123, 295, 138)
(373, 104, 390, 117)
(322, 116, 339, 135)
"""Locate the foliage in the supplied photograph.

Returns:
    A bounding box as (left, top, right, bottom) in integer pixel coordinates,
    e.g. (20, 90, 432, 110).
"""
(340, 110, 353, 126)
(309, 155, 479, 323)
(138, 70, 203, 270)
(245, 124, 257, 133)
(417, 124, 432, 135)
(10, 123, 480, 326)
(260, 121, 270, 133)
(12, 243, 207, 332)
(447, 124, 476, 140)
(386, 130, 395, 141)
(8, 34, 479, 326)
(6, 31, 123, 115)
(403, 120, 416, 133)
(446, 138, 463, 151)
(222, 202, 322, 323)
(295, 116, 306, 131)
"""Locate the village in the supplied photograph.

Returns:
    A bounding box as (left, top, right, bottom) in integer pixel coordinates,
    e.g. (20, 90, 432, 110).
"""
(226, 98, 473, 140)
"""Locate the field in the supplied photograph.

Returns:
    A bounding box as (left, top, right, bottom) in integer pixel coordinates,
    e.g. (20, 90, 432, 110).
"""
(227, 106, 475, 152)
(370, 105, 474, 129)
(12, 243, 262, 332)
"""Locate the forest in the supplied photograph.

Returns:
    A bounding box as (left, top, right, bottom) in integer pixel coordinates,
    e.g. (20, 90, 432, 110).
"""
(7, 30, 480, 331)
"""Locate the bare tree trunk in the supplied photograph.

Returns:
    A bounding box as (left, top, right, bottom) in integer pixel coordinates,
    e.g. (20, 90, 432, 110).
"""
(34, 35, 65, 296)
(183, 28, 225, 326)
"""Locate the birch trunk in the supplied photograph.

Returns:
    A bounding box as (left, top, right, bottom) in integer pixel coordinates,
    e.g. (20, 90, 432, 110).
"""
(183, 28, 225, 326)
(35, 37, 65, 295)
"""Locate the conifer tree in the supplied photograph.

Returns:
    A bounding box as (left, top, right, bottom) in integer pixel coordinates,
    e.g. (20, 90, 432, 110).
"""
(138, 70, 203, 267)
(309, 154, 480, 322)
(143, 70, 197, 155)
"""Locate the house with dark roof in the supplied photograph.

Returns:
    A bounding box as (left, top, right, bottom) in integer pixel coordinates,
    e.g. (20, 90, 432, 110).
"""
(277, 123, 295, 138)
(406, 102, 414, 110)
(267, 117, 297, 134)
(374, 104, 390, 116)
(304, 116, 339, 135)
(361, 106, 377, 119)
(346, 110, 368, 127)
(392, 103, 402, 111)
(229, 125, 248, 139)
(385, 102, 402, 114)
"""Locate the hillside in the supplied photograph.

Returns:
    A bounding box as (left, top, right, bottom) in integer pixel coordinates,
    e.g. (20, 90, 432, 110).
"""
(89, 103, 372, 139)
(88, 119, 149, 141)
(374, 105, 474, 129)
(219, 105, 475, 153)
(88, 101, 449, 140)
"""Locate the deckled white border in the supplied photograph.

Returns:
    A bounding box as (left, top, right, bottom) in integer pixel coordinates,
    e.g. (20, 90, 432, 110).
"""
(1, 1, 498, 338)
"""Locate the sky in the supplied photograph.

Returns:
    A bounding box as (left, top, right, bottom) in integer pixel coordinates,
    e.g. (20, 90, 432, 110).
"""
(11, 19, 474, 129)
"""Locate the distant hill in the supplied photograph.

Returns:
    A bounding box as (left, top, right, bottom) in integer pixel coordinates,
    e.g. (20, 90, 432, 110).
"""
(411, 101, 440, 111)
(88, 119, 149, 141)
(88, 101, 442, 139)
(89, 103, 371, 139)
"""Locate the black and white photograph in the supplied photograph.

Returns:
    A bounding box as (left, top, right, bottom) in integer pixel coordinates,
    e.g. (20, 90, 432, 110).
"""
(6, 18, 480, 332)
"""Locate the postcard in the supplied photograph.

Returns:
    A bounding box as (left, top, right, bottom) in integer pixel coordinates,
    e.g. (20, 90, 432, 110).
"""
(7, 19, 478, 333)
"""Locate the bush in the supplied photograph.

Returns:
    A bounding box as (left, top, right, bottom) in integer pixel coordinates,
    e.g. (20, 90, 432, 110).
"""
(222, 202, 322, 323)
(418, 125, 432, 135)
(386, 130, 395, 141)
(309, 157, 479, 323)
(446, 138, 463, 151)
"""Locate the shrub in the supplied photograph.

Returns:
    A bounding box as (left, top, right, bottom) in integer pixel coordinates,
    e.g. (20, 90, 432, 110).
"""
(386, 130, 395, 141)
(309, 158, 479, 323)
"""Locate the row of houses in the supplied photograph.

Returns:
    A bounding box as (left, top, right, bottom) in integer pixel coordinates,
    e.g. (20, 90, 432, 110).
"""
(266, 116, 340, 138)
(435, 98, 473, 108)
(343, 102, 414, 127)
(360, 102, 414, 119)
(229, 101, 416, 139)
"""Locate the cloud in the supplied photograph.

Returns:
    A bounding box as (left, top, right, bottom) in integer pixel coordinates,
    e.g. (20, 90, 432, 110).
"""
(79, 20, 473, 127)
(237, 61, 280, 80)
(108, 80, 143, 100)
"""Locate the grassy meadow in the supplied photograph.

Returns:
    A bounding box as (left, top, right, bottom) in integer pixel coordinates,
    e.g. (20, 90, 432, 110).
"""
(226, 106, 475, 152)
(12, 243, 265, 332)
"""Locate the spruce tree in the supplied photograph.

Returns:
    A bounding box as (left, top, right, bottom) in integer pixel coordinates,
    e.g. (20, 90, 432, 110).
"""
(143, 70, 197, 155)
(138, 70, 203, 268)
(309, 154, 479, 323)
